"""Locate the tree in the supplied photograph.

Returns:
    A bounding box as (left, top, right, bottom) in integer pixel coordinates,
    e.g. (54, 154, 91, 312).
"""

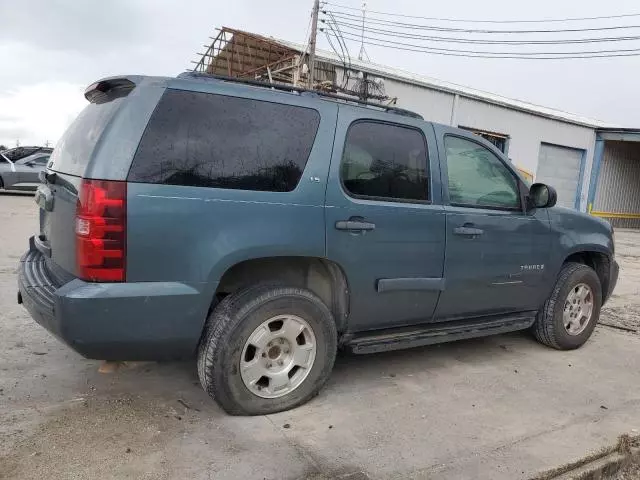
(0, 145, 7, 151)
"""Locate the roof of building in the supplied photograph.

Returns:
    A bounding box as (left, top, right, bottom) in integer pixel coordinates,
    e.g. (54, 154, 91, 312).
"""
(271, 37, 619, 129)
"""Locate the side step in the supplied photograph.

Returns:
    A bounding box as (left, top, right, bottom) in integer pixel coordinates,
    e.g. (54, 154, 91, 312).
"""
(346, 312, 537, 354)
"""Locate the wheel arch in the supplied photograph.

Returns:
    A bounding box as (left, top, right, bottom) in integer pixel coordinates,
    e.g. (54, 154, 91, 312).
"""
(563, 250, 611, 302)
(213, 256, 350, 334)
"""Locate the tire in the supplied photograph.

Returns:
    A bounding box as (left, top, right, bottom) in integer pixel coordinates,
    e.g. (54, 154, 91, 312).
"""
(197, 285, 338, 415)
(0, 177, 4, 189)
(533, 262, 602, 350)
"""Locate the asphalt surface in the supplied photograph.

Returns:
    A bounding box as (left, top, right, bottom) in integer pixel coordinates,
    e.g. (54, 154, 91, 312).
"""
(1, 192, 639, 480)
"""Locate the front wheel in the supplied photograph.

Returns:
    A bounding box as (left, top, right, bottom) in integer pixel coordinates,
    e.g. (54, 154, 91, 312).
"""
(197, 285, 337, 415)
(533, 262, 602, 350)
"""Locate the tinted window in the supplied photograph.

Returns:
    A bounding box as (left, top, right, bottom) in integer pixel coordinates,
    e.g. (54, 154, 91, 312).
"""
(341, 121, 428, 202)
(128, 90, 321, 192)
(444, 136, 520, 209)
(48, 98, 125, 176)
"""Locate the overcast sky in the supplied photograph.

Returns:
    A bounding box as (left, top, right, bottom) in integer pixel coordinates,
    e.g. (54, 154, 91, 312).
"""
(1, 0, 639, 147)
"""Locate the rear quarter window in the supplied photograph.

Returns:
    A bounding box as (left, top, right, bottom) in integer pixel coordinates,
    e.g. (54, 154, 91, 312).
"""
(127, 89, 321, 192)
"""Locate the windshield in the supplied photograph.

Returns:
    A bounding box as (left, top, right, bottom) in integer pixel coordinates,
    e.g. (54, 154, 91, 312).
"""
(2, 146, 51, 162)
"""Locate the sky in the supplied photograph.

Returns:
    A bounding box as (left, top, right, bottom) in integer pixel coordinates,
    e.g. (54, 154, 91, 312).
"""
(1, 0, 640, 147)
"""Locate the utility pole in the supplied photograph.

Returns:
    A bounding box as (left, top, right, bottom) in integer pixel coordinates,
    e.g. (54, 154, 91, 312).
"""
(308, 0, 320, 89)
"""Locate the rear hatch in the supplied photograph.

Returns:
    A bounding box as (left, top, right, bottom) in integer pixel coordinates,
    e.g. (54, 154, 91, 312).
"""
(37, 79, 135, 281)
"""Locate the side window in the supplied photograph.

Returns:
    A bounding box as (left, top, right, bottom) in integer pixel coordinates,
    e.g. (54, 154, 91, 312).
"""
(341, 121, 428, 202)
(128, 90, 320, 192)
(444, 136, 520, 209)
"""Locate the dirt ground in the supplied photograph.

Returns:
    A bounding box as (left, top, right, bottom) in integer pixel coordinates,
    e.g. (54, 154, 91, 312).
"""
(1, 192, 639, 480)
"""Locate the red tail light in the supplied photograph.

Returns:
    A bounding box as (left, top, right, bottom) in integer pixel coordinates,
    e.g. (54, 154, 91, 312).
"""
(76, 179, 126, 282)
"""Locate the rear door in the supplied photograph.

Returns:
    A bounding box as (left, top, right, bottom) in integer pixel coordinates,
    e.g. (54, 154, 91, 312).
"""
(433, 126, 551, 321)
(325, 108, 446, 332)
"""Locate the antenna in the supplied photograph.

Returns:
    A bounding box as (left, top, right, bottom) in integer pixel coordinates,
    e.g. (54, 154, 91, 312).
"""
(358, 1, 370, 61)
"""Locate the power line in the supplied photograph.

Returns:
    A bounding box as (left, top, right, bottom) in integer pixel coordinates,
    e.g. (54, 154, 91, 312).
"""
(324, 10, 640, 34)
(322, 28, 640, 56)
(321, 2, 640, 24)
(322, 29, 640, 59)
(328, 18, 640, 45)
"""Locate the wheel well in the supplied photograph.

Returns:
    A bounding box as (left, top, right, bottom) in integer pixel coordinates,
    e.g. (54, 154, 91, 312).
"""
(564, 251, 610, 300)
(215, 257, 350, 333)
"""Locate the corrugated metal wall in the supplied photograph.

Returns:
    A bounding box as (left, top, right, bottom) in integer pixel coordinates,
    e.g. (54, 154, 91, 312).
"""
(594, 141, 640, 228)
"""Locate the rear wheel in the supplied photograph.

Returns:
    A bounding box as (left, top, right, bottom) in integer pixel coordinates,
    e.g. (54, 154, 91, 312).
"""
(0, 177, 4, 189)
(533, 262, 602, 350)
(198, 285, 337, 415)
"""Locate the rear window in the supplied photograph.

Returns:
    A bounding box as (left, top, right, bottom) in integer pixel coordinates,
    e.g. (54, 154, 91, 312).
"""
(127, 89, 320, 192)
(48, 97, 125, 176)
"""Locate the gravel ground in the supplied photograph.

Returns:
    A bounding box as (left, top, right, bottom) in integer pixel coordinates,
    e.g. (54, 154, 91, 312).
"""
(607, 460, 640, 480)
(1, 192, 640, 480)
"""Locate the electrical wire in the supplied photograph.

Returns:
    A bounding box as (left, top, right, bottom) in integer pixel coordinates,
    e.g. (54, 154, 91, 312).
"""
(328, 11, 352, 68)
(327, 18, 640, 45)
(325, 17, 349, 68)
(324, 10, 640, 34)
(321, 30, 640, 59)
(327, 12, 353, 87)
(320, 2, 640, 24)
(322, 28, 640, 56)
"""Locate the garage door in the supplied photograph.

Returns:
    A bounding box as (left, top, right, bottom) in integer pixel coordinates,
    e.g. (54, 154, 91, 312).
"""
(536, 143, 584, 209)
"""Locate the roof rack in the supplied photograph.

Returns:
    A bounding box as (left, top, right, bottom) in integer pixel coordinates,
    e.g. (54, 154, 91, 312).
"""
(178, 71, 423, 120)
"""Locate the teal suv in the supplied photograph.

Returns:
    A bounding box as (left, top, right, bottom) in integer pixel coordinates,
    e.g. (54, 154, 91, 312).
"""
(18, 73, 618, 415)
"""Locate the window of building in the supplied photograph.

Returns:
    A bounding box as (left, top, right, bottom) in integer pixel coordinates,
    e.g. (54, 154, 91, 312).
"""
(128, 90, 321, 192)
(444, 136, 520, 209)
(459, 127, 509, 154)
(340, 121, 429, 202)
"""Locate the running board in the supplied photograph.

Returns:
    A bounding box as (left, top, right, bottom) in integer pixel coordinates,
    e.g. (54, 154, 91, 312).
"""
(346, 312, 537, 354)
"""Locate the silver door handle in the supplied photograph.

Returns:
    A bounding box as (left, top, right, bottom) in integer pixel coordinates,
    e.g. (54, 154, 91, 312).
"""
(335, 219, 376, 232)
(453, 226, 484, 236)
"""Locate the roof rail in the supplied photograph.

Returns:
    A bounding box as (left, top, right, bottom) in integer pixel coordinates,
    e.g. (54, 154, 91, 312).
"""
(178, 71, 423, 120)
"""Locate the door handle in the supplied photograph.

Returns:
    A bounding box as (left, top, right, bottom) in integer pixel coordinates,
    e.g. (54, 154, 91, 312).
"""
(453, 224, 484, 236)
(335, 217, 376, 232)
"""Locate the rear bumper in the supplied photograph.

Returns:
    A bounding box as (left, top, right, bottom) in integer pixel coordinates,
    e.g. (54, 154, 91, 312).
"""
(18, 238, 211, 360)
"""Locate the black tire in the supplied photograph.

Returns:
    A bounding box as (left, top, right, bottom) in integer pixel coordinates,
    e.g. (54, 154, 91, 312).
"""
(0, 177, 4, 189)
(197, 285, 338, 415)
(533, 262, 602, 350)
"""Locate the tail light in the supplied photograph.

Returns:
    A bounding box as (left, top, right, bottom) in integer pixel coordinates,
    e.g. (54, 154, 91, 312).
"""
(76, 179, 126, 282)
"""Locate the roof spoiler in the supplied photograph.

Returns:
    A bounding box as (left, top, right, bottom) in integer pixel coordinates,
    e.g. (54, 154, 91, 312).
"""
(84, 77, 137, 103)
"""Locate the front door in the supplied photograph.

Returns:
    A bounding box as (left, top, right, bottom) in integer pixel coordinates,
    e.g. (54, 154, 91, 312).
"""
(325, 109, 446, 332)
(434, 127, 551, 321)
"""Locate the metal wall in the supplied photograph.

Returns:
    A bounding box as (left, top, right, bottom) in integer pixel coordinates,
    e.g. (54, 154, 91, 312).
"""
(380, 78, 597, 210)
(536, 143, 585, 209)
(594, 140, 640, 228)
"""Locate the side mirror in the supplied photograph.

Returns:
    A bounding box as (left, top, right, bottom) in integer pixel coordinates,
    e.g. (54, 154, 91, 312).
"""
(528, 183, 557, 209)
